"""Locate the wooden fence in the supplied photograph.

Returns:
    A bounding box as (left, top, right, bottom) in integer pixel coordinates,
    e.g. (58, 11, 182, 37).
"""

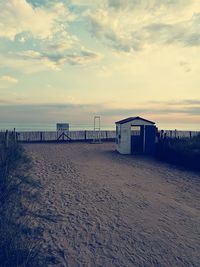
(16, 130, 116, 142)
(159, 130, 199, 139)
(1, 129, 199, 143)
(0, 130, 17, 147)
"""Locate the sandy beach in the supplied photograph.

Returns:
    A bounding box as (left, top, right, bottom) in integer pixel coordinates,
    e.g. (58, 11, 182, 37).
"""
(24, 142, 200, 267)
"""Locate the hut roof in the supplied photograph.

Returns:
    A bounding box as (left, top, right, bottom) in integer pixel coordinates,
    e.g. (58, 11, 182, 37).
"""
(115, 116, 155, 125)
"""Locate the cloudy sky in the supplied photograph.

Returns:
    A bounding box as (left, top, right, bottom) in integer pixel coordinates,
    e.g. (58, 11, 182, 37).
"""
(0, 0, 200, 129)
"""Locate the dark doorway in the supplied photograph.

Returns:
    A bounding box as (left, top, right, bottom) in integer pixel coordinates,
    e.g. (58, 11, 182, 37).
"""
(145, 125, 156, 154)
(131, 126, 144, 153)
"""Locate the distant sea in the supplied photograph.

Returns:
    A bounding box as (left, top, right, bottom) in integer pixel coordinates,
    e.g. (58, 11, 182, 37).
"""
(0, 122, 115, 132)
(0, 122, 199, 132)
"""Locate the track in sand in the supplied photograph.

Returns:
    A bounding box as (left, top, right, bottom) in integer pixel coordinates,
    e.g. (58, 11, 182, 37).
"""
(24, 143, 200, 267)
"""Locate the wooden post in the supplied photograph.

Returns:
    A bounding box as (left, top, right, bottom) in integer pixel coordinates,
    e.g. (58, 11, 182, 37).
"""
(40, 132, 43, 141)
(5, 130, 9, 148)
(13, 128, 16, 144)
(16, 132, 19, 142)
(161, 130, 164, 139)
(189, 131, 192, 139)
(175, 129, 177, 138)
(106, 131, 108, 141)
(85, 130, 87, 142)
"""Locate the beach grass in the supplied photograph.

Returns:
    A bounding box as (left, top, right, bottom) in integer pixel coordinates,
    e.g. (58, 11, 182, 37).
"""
(156, 134, 200, 171)
(0, 141, 44, 266)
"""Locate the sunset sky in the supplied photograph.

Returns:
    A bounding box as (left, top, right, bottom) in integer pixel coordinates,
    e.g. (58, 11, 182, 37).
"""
(0, 0, 200, 129)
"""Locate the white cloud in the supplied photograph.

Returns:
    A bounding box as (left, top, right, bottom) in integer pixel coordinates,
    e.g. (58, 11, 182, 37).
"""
(17, 50, 42, 59)
(85, 0, 200, 52)
(15, 50, 60, 71)
(0, 53, 58, 73)
(18, 36, 26, 43)
(46, 33, 79, 52)
(0, 75, 19, 88)
(71, 0, 101, 6)
(0, 46, 102, 74)
(66, 48, 103, 65)
(18, 47, 102, 67)
(0, 1, 103, 72)
(0, 0, 75, 40)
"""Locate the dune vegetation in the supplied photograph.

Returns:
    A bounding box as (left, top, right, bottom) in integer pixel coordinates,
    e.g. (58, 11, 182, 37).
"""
(156, 134, 200, 171)
(0, 135, 43, 266)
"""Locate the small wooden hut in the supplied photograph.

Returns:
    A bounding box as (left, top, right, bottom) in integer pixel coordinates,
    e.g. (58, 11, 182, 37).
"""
(115, 116, 156, 155)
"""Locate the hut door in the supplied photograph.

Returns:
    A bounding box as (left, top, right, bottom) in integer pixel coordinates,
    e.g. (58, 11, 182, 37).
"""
(131, 126, 144, 153)
(145, 125, 156, 154)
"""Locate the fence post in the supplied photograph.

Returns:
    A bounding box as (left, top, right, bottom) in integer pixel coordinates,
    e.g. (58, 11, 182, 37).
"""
(175, 129, 177, 138)
(5, 130, 9, 148)
(189, 131, 192, 139)
(85, 130, 87, 142)
(161, 130, 164, 139)
(13, 128, 16, 144)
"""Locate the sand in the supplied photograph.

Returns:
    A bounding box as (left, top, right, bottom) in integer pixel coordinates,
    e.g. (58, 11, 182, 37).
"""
(24, 142, 200, 267)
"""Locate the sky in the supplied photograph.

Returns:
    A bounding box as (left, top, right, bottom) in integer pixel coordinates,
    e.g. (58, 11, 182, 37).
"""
(0, 0, 200, 130)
